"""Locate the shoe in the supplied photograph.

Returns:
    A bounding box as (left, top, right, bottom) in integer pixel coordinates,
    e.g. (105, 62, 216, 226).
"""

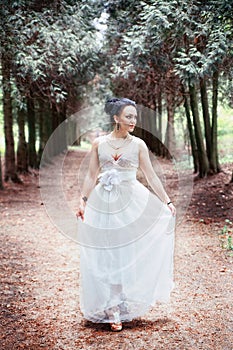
(110, 322, 123, 331)
(109, 311, 122, 332)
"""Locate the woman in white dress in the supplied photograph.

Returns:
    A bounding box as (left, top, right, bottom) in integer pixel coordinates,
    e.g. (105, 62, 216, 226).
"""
(76, 98, 176, 331)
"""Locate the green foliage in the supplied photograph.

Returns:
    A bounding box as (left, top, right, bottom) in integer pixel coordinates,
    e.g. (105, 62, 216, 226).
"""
(1, 0, 233, 174)
(103, 0, 233, 176)
(218, 107, 233, 136)
(0, 0, 106, 176)
(105, 0, 233, 87)
(219, 219, 233, 251)
(174, 28, 230, 84)
(1, 0, 103, 107)
(217, 106, 233, 163)
(174, 103, 233, 165)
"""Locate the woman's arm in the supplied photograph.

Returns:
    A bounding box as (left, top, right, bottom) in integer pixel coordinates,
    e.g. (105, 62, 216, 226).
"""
(76, 138, 100, 220)
(138, 139, 176, 216)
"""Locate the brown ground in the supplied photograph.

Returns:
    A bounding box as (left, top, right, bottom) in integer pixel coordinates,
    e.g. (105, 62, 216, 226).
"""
(1, 150, 233, 350)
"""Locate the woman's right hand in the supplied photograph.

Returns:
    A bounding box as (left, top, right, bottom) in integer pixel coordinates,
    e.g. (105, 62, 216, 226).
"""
(76, 206, 85, 221)
(167, 202, 176, 217)
(76, 198, 87, 221)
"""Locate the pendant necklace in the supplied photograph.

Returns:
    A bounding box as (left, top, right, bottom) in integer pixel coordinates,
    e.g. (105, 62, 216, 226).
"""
(106, 133, 132, 150)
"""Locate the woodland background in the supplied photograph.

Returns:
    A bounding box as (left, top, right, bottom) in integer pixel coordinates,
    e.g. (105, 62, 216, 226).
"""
(0, 0, 233, 184)
(1, 1, 233, 349)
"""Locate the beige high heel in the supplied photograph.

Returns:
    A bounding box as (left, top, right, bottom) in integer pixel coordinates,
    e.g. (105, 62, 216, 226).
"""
(110, 311, 122, 331)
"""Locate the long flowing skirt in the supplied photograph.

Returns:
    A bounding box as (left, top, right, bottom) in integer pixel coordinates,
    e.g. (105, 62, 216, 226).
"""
(78, 174, 175, 323)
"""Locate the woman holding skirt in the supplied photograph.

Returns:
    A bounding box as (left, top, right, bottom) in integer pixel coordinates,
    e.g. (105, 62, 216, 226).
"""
(76, 98, 176, 331)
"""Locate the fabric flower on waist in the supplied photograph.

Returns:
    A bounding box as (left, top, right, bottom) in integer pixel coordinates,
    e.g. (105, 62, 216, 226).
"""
(98, 169, 121, 191)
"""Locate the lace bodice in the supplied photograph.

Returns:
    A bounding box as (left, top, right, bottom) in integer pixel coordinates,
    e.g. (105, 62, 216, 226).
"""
(98, 135, 139, 172)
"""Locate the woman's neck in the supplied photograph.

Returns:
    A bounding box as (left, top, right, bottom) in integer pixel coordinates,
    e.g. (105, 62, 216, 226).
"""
(111, 130, 129, 139)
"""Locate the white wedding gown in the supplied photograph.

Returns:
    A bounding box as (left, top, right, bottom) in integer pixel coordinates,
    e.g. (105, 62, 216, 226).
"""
(78, 135, 175, 323)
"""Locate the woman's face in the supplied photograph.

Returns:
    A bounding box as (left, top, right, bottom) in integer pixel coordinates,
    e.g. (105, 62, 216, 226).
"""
(115, 105, 137, 133)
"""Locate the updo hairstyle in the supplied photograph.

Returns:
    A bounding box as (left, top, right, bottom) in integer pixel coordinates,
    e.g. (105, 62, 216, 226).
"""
(104, 97, 136, 118)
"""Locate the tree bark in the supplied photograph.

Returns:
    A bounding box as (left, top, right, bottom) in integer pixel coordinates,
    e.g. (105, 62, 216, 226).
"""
(182, 86, 198, 173)
(157, 88, 164, 156)
(38, 99, 51, 162)
(39, 100, 54, 164)
(17, 108, 28, 173)
(189, 82, 209, 178)
(141, 108, 147, 144)
(0, 153, 3, 190)
(164, 91, 175, 158)
(149, 108, 157, 153)
(1, 50, 21, 182)
(143, 109, 151, 147)
(27, 95, 38, 168)
(157, 88, 162, 142)
(51, 104, 61, 157)
(38, 99, 45, 162)
(59, 105, 67, 153)
(211, 70, 221, 173)
(200, 78, 212, 163)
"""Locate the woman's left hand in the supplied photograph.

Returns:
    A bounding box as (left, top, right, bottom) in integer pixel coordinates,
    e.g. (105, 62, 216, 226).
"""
(168, 203, 176, 217)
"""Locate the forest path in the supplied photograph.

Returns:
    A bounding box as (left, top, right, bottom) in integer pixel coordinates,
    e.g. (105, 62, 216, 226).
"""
(1, 150, 233, 350)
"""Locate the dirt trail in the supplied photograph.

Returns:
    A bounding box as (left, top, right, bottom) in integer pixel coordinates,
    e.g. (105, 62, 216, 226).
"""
(1, 150, 233, 350)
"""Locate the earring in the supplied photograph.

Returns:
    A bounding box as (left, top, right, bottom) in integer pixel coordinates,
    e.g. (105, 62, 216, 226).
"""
(116, 123, 120, 131)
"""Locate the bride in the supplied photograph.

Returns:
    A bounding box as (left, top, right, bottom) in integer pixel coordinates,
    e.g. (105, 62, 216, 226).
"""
(76, 97, 176, 331)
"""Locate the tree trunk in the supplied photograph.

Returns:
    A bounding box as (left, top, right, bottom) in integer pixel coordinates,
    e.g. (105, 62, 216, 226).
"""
(66, 118, 79, 146)
(58, 105, 67, 154)
(211, 70, 221, 173)
(17, 108, 28, 173)
(38, 99, 49, 162)
(189, 82, 209, 178)
(157, 88, 162, 142)
(182, 86, 198, 173)
(143, 109, 151, 146)
(157, 88, 166, 157)
(51, 104, 61, 157)
(141, 108, 147, 144)
(39, 100, 54, 164)
(164, 91, 175, 158)
(0, 153, 3, 190)
(38, 99, 45, 162)
(74, 123, 81, 146)
(230, 170, 233, 183)
(200, 78, 212, 163)
(149, 108, 157, 153)
(27, 95, 38, 168)
(1, 50, 21, 182)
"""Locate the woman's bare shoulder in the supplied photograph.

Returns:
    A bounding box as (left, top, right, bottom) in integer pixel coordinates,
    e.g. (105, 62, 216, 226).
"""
(132, 135, 147, 149)
(92, 134, 108, 148)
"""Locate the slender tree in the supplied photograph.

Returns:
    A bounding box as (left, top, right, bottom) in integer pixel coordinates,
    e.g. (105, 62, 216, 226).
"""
(1, 49, 21, 182)
(211, 70, 220, 173)
(230, 171, 233, 183)
(17, 107, 28, 173)
(189, 82, 209, 177)
(200, 78, 212, 163)
(0, 153, 3, 190)
(182, 85, 198, 173)
(26, 95, 37, 168)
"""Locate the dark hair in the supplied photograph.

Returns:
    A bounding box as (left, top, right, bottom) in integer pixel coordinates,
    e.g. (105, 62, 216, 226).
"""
(104, 97, 136, 118)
